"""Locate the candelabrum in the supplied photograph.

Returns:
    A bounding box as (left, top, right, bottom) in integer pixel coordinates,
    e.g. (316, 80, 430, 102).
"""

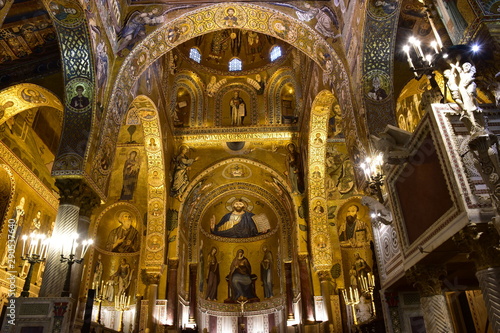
(402, 36, 444, 80)
(359, 273, 377, 318)
(360, 153, 385, 203)
(114, 293, 131, 332)
(92, 280, 106, 325)
(20, 233, 50, 297)
(60, 233, 93, 297)
(342, 287, 360, 325)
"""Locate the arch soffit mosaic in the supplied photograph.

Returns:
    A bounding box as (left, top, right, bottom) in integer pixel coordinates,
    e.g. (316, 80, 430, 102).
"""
(308, 89, 336, 271)
(40, 0, 96, 179)
(89, 3, 358, 194)
(122, 95, 166, 272)
(0, 83, 63, 126)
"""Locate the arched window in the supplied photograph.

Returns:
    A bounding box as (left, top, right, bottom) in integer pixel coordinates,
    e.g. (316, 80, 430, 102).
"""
(229, 58, 242, 71)
(189, 47, 202, 63)
(270, 45, 282, 62)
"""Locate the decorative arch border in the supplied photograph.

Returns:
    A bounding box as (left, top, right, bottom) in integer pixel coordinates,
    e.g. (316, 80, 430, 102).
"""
(179, 157, 294, 259)
(41, 0, 96, 178)
(0, 83, 63, 126)
(266, 67, 301, 125)
(169, 71, 205, 127)
(89, 3, 356, 195)
(214, 83, 257, 126)
(308, 90, 336, 271)
(0, 164, 16, 237)
(187, 182, 293, 263)
(125, 95, 166, 273)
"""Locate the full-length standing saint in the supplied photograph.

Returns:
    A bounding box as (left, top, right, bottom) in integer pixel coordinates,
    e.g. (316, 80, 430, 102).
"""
(205, 247, 220, 301)
(230, 91, 246, 126)
(120, 151, 140, 200)
(261, 246, 274, 298)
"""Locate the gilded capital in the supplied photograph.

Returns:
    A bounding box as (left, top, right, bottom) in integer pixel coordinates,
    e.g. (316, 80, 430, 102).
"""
(317, 270, 332, 282)
(55, 178, 99, 207)
(298, 253, 309, 262)
(168, 258, 179, 269)
(453, 222, 500, 271)
(406, 264, 446, 297)
(140, 269, 162, 285)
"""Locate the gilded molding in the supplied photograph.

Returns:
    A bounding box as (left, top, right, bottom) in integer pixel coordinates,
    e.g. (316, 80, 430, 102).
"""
(0, 143, 58, 210)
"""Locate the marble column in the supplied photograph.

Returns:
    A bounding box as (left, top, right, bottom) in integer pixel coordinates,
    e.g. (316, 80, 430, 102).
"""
(188, 263, 197, 324)
(284, 262, 294, 320)
(406, 264, 454, 333)
(40, 179, 99, 298)
(166, 259, 179, 327)
(454, 222, 500, 333)
(298, 254, 315, 323)
(317, 270, 333, 326)
(141, 272, 161, 331)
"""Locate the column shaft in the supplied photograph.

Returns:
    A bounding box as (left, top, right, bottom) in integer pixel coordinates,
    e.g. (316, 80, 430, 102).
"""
(284, 262, 294, 320)
(39, 203, 80, 297)
(188, 264, 197, 323)
(166, 259, 179, 327)
(475, 267, 500, 333)
(298, 254, 315, 323)
(420, 294, 454, 333)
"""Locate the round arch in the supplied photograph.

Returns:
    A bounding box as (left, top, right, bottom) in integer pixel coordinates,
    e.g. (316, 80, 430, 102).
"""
(89, 3, 357, 196)
(0, 83, 63, 126)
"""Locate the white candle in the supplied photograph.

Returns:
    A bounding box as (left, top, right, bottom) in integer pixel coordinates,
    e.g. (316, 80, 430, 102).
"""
(22, 235, 27, 257)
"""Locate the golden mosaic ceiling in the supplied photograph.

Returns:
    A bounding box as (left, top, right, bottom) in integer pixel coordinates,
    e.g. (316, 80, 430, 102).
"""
(175, 29, 290, 75)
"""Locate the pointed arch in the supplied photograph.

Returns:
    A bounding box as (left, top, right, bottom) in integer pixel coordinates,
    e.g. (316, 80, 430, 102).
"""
(308, 90, 336, 271)
(0, 83, 63, 126)
(266, 67, 302, 124)
(170, 71, 205, 128)
(178, 157, 294, 261)
(125, 95, 167, 273)
(90, 3, 357, 196)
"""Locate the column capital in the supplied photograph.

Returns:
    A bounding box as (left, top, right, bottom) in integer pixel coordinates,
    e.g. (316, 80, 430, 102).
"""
(453, 222, 500, 271)
(406, 264, 446, 297)
(55, 178, 99, 209)
(298, 253, 309, 261)
(317, 270, 332, 282)
(141, 269, 161, 285)
(168, 258, 179, 269)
